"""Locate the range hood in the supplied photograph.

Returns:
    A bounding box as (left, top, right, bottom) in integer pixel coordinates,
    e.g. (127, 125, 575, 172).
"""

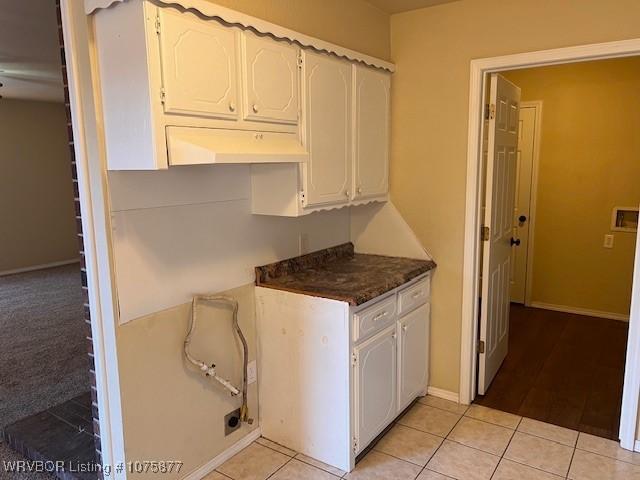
(166, 126, 308, 166)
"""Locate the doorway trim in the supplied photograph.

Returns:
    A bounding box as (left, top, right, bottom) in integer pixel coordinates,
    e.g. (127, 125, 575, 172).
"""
(518, 101, 542, 307)
(460, 38, 640, 451)
(60, 0, 126, 475)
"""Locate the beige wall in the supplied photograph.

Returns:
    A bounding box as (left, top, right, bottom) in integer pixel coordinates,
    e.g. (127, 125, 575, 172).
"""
(203, 0, 390, 60)
(111, 2, 390, 476)
(390, 0, 640, 393)
(0, 99, 77, 272)
(504, 59, 640, 317)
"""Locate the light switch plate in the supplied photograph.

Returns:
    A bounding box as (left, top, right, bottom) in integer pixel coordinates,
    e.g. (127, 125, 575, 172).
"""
(604, 234, 614, 249)
(247, 360, 257, 384)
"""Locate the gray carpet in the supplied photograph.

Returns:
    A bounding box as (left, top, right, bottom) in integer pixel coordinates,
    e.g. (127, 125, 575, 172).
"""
(0, 264, 90, 479)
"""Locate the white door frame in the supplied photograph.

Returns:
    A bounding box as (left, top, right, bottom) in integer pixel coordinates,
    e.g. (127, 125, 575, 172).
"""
(518, 100, 543, 307)
(460, 38, 640, 451)
(60, 1, 126, 476)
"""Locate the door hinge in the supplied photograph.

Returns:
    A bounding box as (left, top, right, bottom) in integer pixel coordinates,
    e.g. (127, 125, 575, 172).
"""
(485, 103, 496, 120)
(160, 87, 166, 104)
(297, 53, 303, 68)
(155, 14, 161, 34)
(352, 436, 358, 453)
(351, 352, 358, 367)
(481, 225, 490, 242)
(478, 340, 485, 354)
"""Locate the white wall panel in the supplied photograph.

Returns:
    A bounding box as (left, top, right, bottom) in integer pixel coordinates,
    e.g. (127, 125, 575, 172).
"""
(109, 165, 350, 323)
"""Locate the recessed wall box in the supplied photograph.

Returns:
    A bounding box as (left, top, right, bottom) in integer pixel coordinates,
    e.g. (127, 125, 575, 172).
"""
(611, 206, 639, 233)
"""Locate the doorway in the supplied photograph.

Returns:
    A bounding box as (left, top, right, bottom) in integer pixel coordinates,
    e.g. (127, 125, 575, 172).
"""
(474, 60, 639, 440)
(460, 39, 640, 451)
(0, 2, 101, 479)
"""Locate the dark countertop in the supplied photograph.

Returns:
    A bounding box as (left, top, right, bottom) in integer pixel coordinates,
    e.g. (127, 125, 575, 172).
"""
(255, 243, 436, 306)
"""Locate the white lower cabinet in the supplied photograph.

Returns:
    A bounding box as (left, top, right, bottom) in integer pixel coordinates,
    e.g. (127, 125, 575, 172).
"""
(256, 273, 430, 472)
(354, 325, 397, 452)
(398, 303, 430, 412)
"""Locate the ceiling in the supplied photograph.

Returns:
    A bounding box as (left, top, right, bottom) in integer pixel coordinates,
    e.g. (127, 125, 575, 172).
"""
(366, 0, 460, 14)
(0, 0, 64, 102)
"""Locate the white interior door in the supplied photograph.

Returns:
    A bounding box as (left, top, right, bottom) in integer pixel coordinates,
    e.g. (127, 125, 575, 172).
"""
(478, 74, 521, 395)
(510, 105, 538, 304)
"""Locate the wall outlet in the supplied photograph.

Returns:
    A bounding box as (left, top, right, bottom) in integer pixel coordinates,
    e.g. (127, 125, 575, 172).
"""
(247, 360, 257, 385)
(224, 408, 241, 436)
(604, 234, 614, 249)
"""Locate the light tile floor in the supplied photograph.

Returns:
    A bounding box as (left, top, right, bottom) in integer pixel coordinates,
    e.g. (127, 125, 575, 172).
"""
(208, 397, 640, 480)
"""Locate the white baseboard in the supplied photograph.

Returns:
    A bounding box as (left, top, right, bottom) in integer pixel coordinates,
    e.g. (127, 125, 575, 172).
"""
(183, 427, 261, 480)
(0, 258, 81, 277)
(634, 440, 640, 453)
(427, 386, 460, 403)
(529, 301, 629, 322)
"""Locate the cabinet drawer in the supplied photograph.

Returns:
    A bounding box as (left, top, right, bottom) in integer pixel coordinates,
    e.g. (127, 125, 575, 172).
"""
(398, 276, 430, 316)
(353, 295, 396, 343)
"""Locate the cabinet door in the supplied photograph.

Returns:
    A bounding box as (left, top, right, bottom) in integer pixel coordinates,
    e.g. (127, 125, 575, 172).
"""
(242, 32, 299, 124)
(158, 8, 239, 119)
(302, 51, 352, 208)
(354, 325, 397, 452)
(398, 303, 429, 412)
(353, 66, 390, 200)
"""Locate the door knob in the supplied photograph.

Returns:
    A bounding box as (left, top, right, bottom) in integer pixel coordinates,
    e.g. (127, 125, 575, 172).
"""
(518, 215, 527, 223)
(511, 237, 521, 246)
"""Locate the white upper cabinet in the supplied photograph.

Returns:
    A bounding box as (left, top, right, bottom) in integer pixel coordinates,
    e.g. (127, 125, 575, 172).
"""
(93, 0, 391, 179)
(353, 65, 390, 200)
(159, 8, 239, 120)
(241, 32, 299, 124)
(302, 51, 352, 208)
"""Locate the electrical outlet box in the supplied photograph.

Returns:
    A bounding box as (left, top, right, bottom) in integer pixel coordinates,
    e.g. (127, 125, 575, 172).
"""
(224, 408, 241, 436)
(247, 360, 257, 385)
(604, 234, 614, 249)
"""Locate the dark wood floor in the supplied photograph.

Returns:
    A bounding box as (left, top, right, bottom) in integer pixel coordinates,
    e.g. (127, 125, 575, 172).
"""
(475, 304, 628, 440)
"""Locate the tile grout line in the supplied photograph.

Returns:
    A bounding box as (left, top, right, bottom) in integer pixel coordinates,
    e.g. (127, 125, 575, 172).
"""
(488, 414, 523, 480)
(565, 443, 577, 480)
(421, 402, 471, 478)
(291, 454, 345, 478)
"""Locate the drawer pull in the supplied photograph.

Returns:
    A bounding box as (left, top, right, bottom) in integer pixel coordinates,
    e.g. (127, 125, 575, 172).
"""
(412, 291, 422, 299)
(373, 311, 388, 322)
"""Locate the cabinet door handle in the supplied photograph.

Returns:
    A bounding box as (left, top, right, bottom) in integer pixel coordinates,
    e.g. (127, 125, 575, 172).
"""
(412, 291, 422, 299)
(228, 101, 236, 112)
(357, 186, 362, 194)
(373, 311, 388, 321)
(402, 325, 408, 332)
(252, 103, 259, 113)
(391, 332, 397, 339)
(345, 190, 351, 198)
